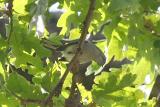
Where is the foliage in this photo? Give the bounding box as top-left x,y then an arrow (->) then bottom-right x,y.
0,0 -> 160,107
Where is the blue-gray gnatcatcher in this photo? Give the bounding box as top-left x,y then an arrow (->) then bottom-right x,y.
57,41 -> 106,66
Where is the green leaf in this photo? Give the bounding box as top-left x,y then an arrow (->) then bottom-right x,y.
13,0 -> 28,14
92,89 -> 138,107
108,31 -> 123,60
85,61 -> 102,76
9,21 -> 50,69
131,57 -> 151,84
0,92 -> 19,107
6,73 -> 34,97
12,47 -> 44,70
6,72 -> 45,100
154,40 -> 160,48
41,71 -> 60,92
25,0 -> 36,13
48,34 -> 63,46
57,10 -> 74,35
108,0 -> 140,13
0,63 -> 5,84
23,34 -> 51,57
0,37 -> 7,49
94,72 -> 136,94
0,51 -> 6,65
69,28 -> 81,40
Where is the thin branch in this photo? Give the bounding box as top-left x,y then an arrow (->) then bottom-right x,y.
65,75 -> 82,107
6,0 -> 14,44
21,99 -> 42,105
41,0 -> 96,105
78,0 -> 96,48
102,56 -> 132,72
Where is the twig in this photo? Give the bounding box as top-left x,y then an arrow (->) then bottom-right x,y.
6,0 -> 14,44
102,56 -> 132,72
41,0 -> 96,106
65,74 -> 82,107
21,99 -> 42,105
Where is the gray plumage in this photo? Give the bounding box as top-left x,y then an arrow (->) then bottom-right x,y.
62,41 -> 106,66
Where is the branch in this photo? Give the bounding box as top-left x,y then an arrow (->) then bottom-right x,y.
6,0 -> 14,44
65,75 -> 82,107
102,56 -> 132,72
78,0 -> 96,48
149,75 -> 160,106
41,0 -> 96,105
